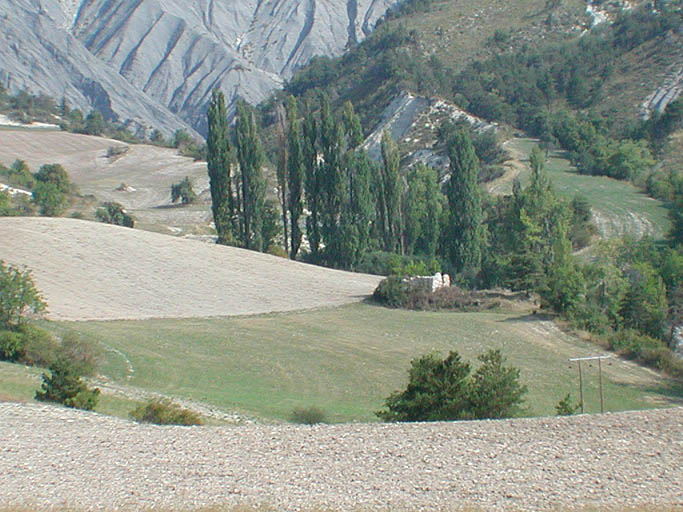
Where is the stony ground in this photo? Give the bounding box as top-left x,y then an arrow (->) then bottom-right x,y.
1,402 -> 681,511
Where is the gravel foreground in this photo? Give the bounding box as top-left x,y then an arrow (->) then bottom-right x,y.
1,403 -> 681,511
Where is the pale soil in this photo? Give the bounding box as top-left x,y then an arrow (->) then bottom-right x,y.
0,217 -> 382,321
0,130 -> 211,234
1,402 -> 681,511
486,139 -> 530,196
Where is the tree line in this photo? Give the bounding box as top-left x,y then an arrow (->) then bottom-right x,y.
206,89 -> 495,276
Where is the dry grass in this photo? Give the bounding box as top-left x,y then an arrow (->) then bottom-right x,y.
0,217 -> 381,321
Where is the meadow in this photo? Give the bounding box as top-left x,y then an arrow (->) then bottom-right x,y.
0,303 -> 667,423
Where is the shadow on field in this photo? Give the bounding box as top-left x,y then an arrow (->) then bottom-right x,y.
613,378 -> 683,404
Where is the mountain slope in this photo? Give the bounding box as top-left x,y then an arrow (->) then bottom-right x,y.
0,0 -> 402,134
0,217 -> 381,320
0,0 -> 199,136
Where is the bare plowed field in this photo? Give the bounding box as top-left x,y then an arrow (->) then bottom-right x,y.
0,130 -> 211,234
0,217 -> 381,321
1,402 -> 681,511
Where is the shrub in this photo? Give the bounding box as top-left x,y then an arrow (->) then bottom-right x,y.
19,324 -> 58,367
372,276 -> 408,307
290,406 -> 327,425
95,202 -> 135,227
129,399 -> 203,425
556,393 -> 579,416
56,332 -> 101,377
35,356 -> 100,410
0,330 -> 24,361
170,176 -> 197,205
377,349 -> 527,422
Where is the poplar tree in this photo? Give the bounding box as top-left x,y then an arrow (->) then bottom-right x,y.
319,95 -> 344,252
275,102 -> 289,253
286,96 -> 305,259
303,100 -> 321,257
445,130 -> 485,279
379,131 -> 403,254
206,89 -> 234,244
235,101 -> 266,251
404,163 -> 443,257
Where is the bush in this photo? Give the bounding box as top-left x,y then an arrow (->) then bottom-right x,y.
556,393 -> 579,416
19,324 -> 58,367
56,332 -> 101,377
170,176 -> 197,205
129,399 -> 203,425
290,406 -> 327,425
35,356 -> 100,410
0,330 -> 24,361
372,276 -> 408,307
32,182 -> 66,216
95,202 -> 135,227
377,349 -> 527,422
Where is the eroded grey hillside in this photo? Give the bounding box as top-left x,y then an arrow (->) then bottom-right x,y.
0,0 -> 401,134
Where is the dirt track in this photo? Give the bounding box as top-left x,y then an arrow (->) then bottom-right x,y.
1,402 -> 681,511
0,217 -> 382,321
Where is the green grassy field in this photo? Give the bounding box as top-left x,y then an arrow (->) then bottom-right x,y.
1,303 -> 670,423
505,138 -> 671,240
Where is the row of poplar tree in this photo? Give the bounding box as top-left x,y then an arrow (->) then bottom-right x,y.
206,89 -> 485,276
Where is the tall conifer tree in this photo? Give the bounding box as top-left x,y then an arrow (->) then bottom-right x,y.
206,89 -> 234,244
445,130 -> 485,279
379,131 -> 403,254
303,100 -> 321,257
286,96 -> 305,259
235,101 -> 266,251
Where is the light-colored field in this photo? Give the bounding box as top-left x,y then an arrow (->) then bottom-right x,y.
0,130 -> 211,235
0,217 -> 381,321
1,402 -> 681,511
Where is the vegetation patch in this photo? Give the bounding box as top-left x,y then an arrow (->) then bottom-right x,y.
129,399 -> 203,426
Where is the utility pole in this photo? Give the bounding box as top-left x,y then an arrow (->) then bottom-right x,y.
568,355 -> 612,413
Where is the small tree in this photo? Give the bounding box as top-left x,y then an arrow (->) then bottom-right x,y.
377,349 -> 527,422
35,356 -> 100,411
556,393 -> 579,416
32,182 -> 66,216
377,351 -> 472,422
171,176 -> 197,205
468,349 -> 528,419
0,261 -> 47,330
95,202 -> 135,227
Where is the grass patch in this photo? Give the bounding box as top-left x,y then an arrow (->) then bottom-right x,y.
506,138 -> 671,239
0,361 -> 141,418
43,303 -> 680,423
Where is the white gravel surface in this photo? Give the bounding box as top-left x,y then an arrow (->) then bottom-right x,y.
1,402 -> 681,511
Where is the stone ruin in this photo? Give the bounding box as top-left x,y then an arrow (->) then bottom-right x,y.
403,272 -> 451,293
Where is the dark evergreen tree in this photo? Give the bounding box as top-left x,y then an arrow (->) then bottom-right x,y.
235,101 -> 267,251
444,130 -> 485,279
303,99 -> 322,257
319,95 -> 345,256
379,130 -> 403,254
404,163 -> 443,257
206,89 -> 235,244
275,102 -> 289,253
286,97 -> 305,259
